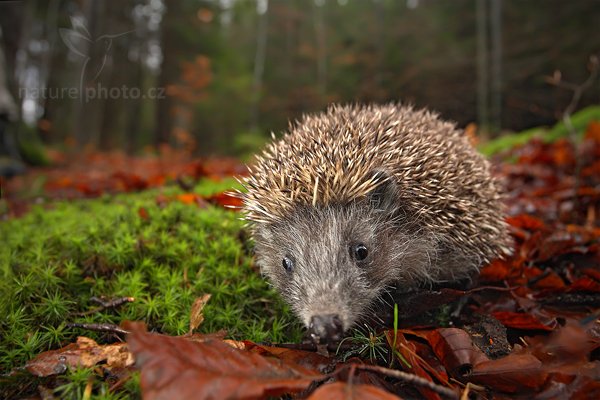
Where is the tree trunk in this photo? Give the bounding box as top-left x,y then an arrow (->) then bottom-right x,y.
0,1 -> 24,96
490,0 -> 502,136
154,1 -> 181,147
125,52 -> 144,154
314,0 -> 327,97
476,0 -> 489,136
250,0 -> 269,130
74,0 -> 106,149
99,0 -> 134,150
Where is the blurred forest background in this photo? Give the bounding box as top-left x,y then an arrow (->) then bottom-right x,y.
0,0 -> 599,159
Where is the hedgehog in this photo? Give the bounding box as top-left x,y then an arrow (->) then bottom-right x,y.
240,103 -> 511,344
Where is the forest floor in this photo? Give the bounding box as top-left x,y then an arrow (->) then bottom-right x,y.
1,121 -> 600,399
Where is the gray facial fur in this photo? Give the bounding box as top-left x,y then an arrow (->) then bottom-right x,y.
253,179 -> 480,332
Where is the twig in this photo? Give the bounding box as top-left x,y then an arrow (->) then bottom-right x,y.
459,381 -> 486,400
460,383 -> 471,400
546,54 -> 600,216
266,339 -> 457,399
466,284 -> 519,293
546,56 -> 599,121
67,323 -> 129,336
75,296 -> 135,316
352,364 -> 458,399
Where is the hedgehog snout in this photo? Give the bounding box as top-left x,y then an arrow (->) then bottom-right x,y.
308,314 -> 344,345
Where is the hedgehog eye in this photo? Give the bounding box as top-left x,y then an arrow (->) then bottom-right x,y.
350,244 -> 368,261
282,256 -> 294,273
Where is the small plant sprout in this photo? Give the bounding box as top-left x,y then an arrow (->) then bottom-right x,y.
337,324 -> 389,364
389,303 -> 411,368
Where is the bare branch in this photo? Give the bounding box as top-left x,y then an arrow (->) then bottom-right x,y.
75,296 -> 135,316
67,323 -> 129,336
352,364 -> 459,399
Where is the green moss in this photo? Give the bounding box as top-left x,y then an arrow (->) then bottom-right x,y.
479,105 -> 600,156
545,105 -> 600,142
0,178 -> 302,396
479,127 -> 545,157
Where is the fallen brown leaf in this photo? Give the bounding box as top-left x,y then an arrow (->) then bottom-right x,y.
427,328 -> 488,378
188,294 -> 212,334
470,353 -> 546,393
307,381 -> 401,400
26,337 -> 133,377
491,311 -> 556,331
125,321 -> 323,400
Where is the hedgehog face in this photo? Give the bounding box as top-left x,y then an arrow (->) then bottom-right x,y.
254,204 -> 375,341
253,195 -> 436,344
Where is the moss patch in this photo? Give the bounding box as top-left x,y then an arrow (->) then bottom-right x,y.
479,105 -> 600,156
0,178 -> 302,397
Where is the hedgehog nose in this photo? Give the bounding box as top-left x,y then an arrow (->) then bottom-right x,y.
309,314 -> 344,344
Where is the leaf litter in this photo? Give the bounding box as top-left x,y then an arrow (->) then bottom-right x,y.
7,122 -> 600,399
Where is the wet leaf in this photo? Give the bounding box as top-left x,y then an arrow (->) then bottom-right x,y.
307,382 -> 401,400
208,191 -> 244,209
126,322 -> 322,400
506,214 -> 547,231
387,331 -> 444,400
426,328 -> 488,378
176,193 -> 204,206
243,342 -> 332,373
189,294 -> 211,334
470,353 -> 546,393
479,259 -> 517,282
491,311 -> 556,331
569,277 -> 600,293
26,337 -> 133,377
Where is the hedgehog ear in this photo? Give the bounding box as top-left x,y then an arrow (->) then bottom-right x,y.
367,170 -> 398,213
